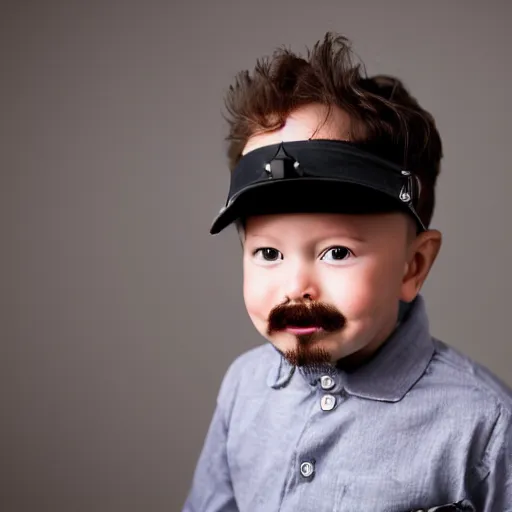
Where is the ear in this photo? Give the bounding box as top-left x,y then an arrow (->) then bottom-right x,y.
400,229 -> 442,302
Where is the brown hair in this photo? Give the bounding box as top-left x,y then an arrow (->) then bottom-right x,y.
223,32 -> 443,227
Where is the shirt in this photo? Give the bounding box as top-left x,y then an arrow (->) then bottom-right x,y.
182,296 -> 512,511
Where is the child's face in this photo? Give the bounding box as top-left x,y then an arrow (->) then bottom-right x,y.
239,102 -> 440,366
242,212 -> 413,365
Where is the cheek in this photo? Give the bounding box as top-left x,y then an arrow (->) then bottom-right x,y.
322,257 -> 404,318
242,266 -> 276,321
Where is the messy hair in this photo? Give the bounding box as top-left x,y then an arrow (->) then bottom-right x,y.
223,32 -> 443,228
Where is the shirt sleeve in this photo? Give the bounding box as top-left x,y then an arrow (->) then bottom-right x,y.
472,406 -> 512,511
182,362 -> 241,512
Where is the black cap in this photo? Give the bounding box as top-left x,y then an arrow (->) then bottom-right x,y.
210,139 -> 424,234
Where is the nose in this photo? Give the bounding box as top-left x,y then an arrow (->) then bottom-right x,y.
281,262 -> 319,302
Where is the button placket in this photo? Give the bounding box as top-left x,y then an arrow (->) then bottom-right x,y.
319,374 -> 338,411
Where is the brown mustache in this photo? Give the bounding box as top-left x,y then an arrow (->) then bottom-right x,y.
267,300 -> 346,335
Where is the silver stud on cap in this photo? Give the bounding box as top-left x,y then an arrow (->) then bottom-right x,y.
399,186 -> 411,202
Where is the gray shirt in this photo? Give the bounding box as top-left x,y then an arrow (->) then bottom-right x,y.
183,296 -> 512,511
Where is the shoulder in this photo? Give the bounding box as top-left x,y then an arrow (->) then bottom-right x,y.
225,343 -> 277,377
221,343 -> 277,387
419,339 -> 512,477
216,344 -> 277,409
428,338 -> 512,416
423,338 -> 512,459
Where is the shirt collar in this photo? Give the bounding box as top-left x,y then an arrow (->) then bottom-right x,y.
266,294 -> 434,402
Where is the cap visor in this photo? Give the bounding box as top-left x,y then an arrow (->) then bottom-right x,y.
210,178 -> 410,234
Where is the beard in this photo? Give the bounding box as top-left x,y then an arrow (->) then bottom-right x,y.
281,333 -> 333,375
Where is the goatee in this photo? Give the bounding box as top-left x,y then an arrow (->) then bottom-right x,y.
268,299 -> 345,372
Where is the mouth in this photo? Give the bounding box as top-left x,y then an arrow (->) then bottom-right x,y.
284,326 -> 322,335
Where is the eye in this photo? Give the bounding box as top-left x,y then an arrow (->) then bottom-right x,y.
321,246 -> 352,262
253,247 -> 283,262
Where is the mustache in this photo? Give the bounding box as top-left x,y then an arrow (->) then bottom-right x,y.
267,300 -> 346,335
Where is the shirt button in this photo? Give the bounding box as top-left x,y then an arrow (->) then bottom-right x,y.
300,461 -> 315,478
320,394 -> 336,411
320,375 -> 335,390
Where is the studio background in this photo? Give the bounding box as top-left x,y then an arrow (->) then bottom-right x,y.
1,1 -> 511,510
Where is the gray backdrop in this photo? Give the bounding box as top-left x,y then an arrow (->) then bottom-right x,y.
1,0 -> 511,511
